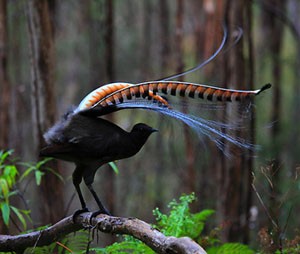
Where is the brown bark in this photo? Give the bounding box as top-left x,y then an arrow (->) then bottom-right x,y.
243,2 -> 255,244
141,0 -> 152,80
0,0 -> 9,234
0,0 -> 9,149
202,0 -> 224,77
175,0 -> 184,79
26,0 -> 64,224
104,0 -> 114,83
103,0 -> 116,215
0,213 -> 206,254
159,0 -> 170,77
174,0 -> 196,195
217,0 -> 253,242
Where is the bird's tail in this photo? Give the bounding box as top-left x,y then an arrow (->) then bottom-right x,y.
78,81 -> 271,111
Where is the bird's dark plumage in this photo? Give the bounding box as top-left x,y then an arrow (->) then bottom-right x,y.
40,110 -> 156,216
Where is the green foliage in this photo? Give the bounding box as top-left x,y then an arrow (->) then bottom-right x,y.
24,230 -> 90,254
0,149 -> 60,230
19,157 -> 63,186
153,192 -> 214,239
95,236 -> 154,254
207,243 -> 255,254
95,193 -> 256,254
94,193 -> 214,253
0,150 -> 29,228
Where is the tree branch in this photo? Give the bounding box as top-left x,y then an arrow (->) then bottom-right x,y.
0,213 -> 206,254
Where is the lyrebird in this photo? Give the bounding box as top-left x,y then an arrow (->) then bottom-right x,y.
40,81 -> 271,218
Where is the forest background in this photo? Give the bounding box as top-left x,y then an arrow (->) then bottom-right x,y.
0,0 -> 299,251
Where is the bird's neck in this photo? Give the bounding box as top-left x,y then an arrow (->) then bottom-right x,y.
129,133 -> 150,152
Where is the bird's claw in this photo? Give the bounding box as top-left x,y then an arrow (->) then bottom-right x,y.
72,207 -> 89,223
89,208 -> 111,224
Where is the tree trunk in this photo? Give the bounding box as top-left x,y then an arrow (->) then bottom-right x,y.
103,0 -> 116,215
159,0 -> 170,77
174,0 -> 196,195
217,0 -> 253,242
261,0 -> 286,249
0,0 -> 9,234
0,0 -> 9,149
243,2 -> 255,244
26,0 -> 64,224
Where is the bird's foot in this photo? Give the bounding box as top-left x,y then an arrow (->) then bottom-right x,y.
89,208 -> 111,223
72,207 -> 89,223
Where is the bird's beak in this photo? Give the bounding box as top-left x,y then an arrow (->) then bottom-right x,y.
151,128 -> 158,133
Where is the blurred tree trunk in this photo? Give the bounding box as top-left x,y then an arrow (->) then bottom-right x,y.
261,0 -> 286,248
87,0 -> 105,88
202,0 -> 224,77
159,0 -> 170,77
0,0 -> 9,234
243,1 -> 255,244
0,0 -> 9,149
26,0 -> 64,224
150,0 -> 171,210
141,0 -> 151,80
103,0 -> 116,215
202,0 -> 225,211
217,0 -> 253,242
289,0 -> 300,174
193,0 -> 204,64
174,0 -> 196,195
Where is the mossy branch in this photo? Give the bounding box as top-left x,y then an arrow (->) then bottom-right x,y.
0,213 -> 206,254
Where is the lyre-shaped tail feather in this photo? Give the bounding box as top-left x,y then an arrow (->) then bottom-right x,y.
77,82 -> 169,112
77,81 -> 271,113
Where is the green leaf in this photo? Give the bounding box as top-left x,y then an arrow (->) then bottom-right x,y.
35,171 -> 44,185
0,202 -> 10,226
8,190 -> 18,197
11,206 -> 27,230
109,162 -> 119,174
45,167 -> 64,182
0,150 -> 13,164
19,166 -> 36,182
0,178 -> 9,199
36,157 -> 52,169
3,165 -> 18,187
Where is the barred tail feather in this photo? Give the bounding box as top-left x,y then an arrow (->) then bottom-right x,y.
84,81 -> 271,112
77,82 -> 169,112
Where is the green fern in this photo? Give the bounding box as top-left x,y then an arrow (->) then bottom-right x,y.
24,230 -> 90,254
153,193 -> 214,239
93,236 -> 154,254
207,243 -> 255,254
95,193 -> 214,253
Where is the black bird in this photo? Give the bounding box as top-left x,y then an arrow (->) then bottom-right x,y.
40,81 -> 271,216
40,109 -> 157,215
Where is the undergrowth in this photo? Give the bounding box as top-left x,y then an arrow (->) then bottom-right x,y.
24,193 -> 255,254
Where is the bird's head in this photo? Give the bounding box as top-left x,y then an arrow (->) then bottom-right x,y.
130,123 -> 157,146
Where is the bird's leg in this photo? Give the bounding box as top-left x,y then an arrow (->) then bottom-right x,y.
86,183 -> 111,216
72,167 -> 89,222
83,171 -> 111,217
